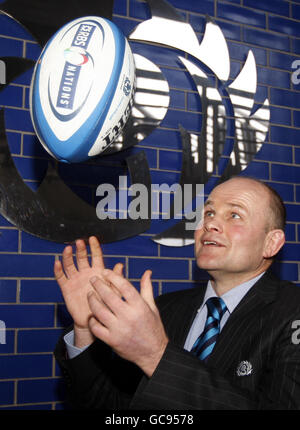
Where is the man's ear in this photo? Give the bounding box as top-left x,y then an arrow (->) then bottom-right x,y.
263,229 -> 285,259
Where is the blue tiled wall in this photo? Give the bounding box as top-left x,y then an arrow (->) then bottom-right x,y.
0,0 -> 299,409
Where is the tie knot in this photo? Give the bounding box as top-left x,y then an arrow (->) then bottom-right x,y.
206,297 -> 227,322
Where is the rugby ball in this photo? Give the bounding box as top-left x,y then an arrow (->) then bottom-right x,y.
30,16 -> 135,163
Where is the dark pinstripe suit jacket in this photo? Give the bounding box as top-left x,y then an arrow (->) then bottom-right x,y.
55,270 -> 300,410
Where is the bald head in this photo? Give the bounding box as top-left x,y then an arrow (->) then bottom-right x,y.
217,177 -> 286,232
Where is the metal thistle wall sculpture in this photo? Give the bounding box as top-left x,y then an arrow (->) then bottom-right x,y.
0,0 -> 269,246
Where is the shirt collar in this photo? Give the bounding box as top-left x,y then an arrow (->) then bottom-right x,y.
200,272 -> 265,315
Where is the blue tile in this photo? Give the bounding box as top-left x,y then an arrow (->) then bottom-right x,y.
0,330 -> 15,354
129,0 -> 151,20
4,108 -> 34,133
0,85 -> 23,108
6,131 -> 22,154
266,182 -> 294,203
291,37 -> 300,56
25,41 -> 41,61
187,91 -> 202,112
292,4 -> 300,20
0,14 -> 35,40
0,280 -> 17,302
285,203 -> 300,222
18,329 -> 64,353
102,235 -> 158,257
161,281 -> 205,295
257,67 -> 290,89
240,161 -> 269,180
22,133 -> 51,158
159,149 -> 182,171
160,244 -> 195,258
113,0 -> 127,16
0,381 -> 14,405
0,354 -> 52,379
293,110 -> 300,127
272,261 -> 299,281
0,36 -> 23,57
243,28 -> 289,51
0,254 -> 54,277
255,143 -> 292,163
188,14 -> 206,34
271,88 -> 300,109
270,106 -> 291,126
0,304 -> 54,328
160,66 -> 196,92
277,243 -> 300,262
20,280 -> 63,303
21,232 -> 66,254
295,147 -> 300,164
161,108 -> 202,133
17,378 -> 65,404
228,42 -> 267,66
269,16 -> 300,38
270,51 -> 300,72
12,156 -> 48,182
143,128 -> 182,150
285,223 -> 296,242
128,257 -> 189,280
217,3 -> 266,28
0,228 -> 18,252
272,165 -> 300,184
214,19 -> 242,42
270,125 -> 300,145
169,0 -> 214,16
243,0 -> 290,17
169,90 -> 186,110
113,16 -> 141,37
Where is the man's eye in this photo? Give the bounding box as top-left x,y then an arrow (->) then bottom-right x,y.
231,212 -> 241,219
205,211 -> 214,217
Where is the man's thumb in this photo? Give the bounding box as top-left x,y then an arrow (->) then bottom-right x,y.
140,270 -> 156,311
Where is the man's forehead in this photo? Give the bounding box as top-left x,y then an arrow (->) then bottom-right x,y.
205,178 -> 268,206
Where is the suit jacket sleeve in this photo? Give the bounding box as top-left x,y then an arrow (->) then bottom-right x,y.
54,326 -> 143,409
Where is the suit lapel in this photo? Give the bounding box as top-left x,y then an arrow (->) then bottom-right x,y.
206,270 -> 280,370
166,286 -> 207,347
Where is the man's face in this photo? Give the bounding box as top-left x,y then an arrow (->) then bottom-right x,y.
194,178 -> 272,280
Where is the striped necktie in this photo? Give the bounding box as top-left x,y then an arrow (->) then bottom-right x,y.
191,297 -> 227,362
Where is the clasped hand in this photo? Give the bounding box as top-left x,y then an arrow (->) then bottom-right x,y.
54,236 -> 168,377
88,269 -> 168,377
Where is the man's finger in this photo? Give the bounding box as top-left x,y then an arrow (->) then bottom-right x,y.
61,245 -> 77,278
54,259 -> 68,289
101,270 -> 139,304
87,290 -> 116,328
89,236 -> 105,269
90,276 -> 127,314
88,315 -> 110,344
76,239 -> 90,270
113,263 -> 123,277
140,270 -> 157,312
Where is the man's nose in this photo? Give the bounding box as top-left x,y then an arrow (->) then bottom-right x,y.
204,217 -> 223,233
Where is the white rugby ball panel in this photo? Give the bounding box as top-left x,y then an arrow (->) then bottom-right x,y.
30,16 -> 135,163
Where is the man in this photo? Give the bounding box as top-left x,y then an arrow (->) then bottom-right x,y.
54,176 -> 300,409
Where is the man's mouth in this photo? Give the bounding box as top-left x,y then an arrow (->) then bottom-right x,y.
201,240 -> 224,247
